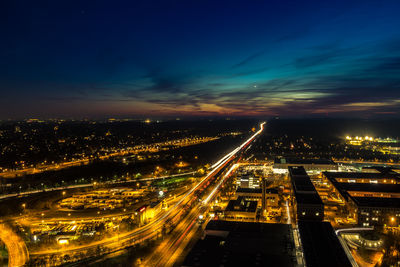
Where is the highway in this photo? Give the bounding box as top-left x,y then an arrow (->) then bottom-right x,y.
142,122 -> 265,267
0,171 -> 196,201
0,136 -> 217,179
26,122 -> 266,265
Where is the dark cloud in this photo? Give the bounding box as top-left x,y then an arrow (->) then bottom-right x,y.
294,45 -> 363,69
295,51 -> 340,68
122,49 -> 400,116
372,57 -> 400,72
232,66 -> 270,77
232,50 -> 266,69
273,29 -> 311,44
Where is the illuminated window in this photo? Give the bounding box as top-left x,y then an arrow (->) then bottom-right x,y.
302,212 -> 306,215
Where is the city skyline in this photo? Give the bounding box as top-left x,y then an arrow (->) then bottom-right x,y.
1,0 -> 400,118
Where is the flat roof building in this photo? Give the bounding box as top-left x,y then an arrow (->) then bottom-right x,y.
323,171 -> 400,227
236,175 -> 260,188
298,221 -> 353,267
224,197 -> 258,221
235,187 -> 279,205
323,171 -> 400,185
274,157 -> 338,173
289,166 -> 324,222
183,220 -> 297,267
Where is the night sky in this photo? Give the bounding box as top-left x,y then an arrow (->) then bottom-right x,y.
1,0 -> 400,119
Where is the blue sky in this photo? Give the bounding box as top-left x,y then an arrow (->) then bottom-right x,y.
1,0 -> 400,118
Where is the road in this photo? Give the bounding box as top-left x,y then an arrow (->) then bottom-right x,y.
143,202 -> 205,267
0,171 -> 196,201
0,136 -> 217,179
27,122 -> 266,264
0,223 -> 29,267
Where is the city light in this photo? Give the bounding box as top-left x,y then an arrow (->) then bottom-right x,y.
58,239 -> 69,245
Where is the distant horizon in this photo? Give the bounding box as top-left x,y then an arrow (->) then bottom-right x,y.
3,115 -> 400,122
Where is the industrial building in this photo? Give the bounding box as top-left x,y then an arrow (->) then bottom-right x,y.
235,187 -> 279,207
183,220 -> 297,267
236,174 -> 260,188
289,166 -> 324,222
323,170 -> 400,185
298,221 -> 353,267
224,197 -> 258,221
274,157 -> 338,173
323,170 -> 400,227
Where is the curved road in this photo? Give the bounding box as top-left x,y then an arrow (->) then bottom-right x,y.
0,223 -> 29,267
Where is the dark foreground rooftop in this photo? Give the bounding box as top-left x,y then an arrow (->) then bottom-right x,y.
183,220 -> 296,267
298,221 -> 352,267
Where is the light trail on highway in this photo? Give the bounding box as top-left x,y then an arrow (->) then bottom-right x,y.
203,163 -> 238,205
211,122 -> 265,169
0,171 -> 196,201
142,122 -> 266,267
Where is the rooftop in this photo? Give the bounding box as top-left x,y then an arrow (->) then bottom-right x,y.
225,197 -> 257,213
333,182 -> 400,194
323,171 -> 399,180
236,187 -> 262,194
351,197 -> 400,208
298,221 -> 353,267
295,192 -> 324,205
183,221 -> 296,267
362,166 -> 400,175
291,177 -> 316,192
290,166 -> 323,205
235,187 -> 278,194
276,157 -> 336,165
288,166 -> 308,176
